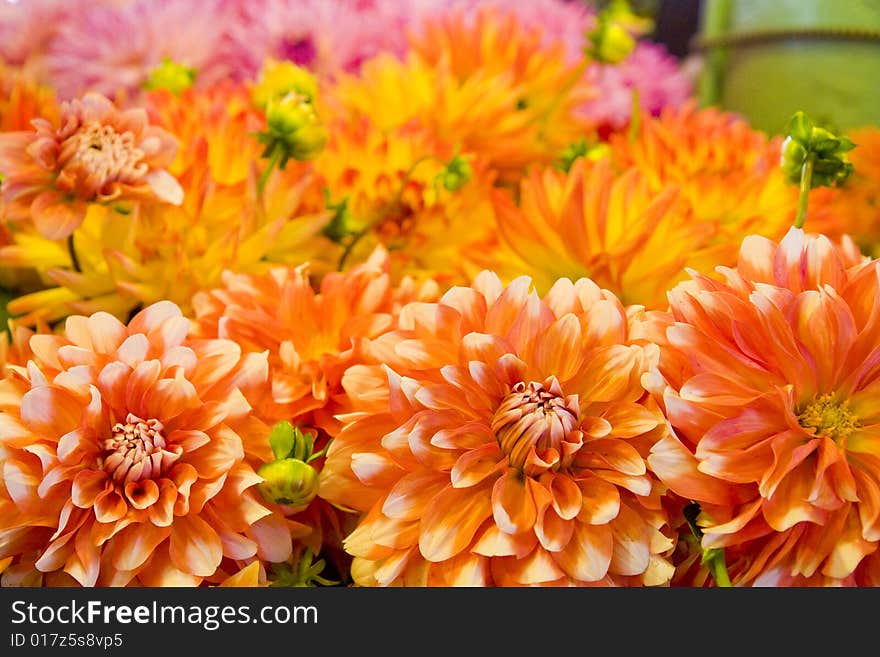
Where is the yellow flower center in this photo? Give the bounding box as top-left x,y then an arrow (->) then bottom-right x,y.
101,413 -> 181,483
797,393 -> 860,444
60,121 -> 148,190
491,377 -> 581,475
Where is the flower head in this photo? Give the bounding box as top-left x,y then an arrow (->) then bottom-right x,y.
0,301 -> 294,586
645,227 -> 880,585
0,91 -> 182,240
319,272 -> 674,586
329,6 -> 594,183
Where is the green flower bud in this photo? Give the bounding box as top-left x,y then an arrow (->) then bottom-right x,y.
586,0 -> 651,64
781,111 -> 855,189
258,92 -> 327,167
438,154 -> 472,192
144,57 -> 196,95
252,59 -> 319,110
556,139 -> 611,172
256,458 -> 319,507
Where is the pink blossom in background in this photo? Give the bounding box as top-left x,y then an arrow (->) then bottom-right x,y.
44,0 -> 235,102
579,41 -> 695,133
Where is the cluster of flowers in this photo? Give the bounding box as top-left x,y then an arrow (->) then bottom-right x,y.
1,0 -> 879,588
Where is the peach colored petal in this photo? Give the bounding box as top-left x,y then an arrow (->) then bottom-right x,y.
451,443 -> 505,488
542,472 -> 583,520
71,469 -> 109,508
419,485 -> 493,562
553,521 -> 613,582
576,475 -> 621,525
30,191 -> 87,240
609,504 -> 651,577
109,522 -> 172,572
94,488 -> 127,523
137,548 -> 201,586
21,385 -> 81,436
247,514 -> 293,564
648,434 -> 741,506
535,506 -> 575,552
144,169 -> 184,205
491,469 -> 537,535
186,426 -> 244,479
471,522 -> 537,558
169,514 -> 223,577
381,471 -> 450,521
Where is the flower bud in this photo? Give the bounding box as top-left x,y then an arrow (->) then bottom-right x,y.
438,154 -> 472,192
144,57 -> 196,95
257,458 -> 319,507
259,92 -> 327,166
252,59 -> 318,111
781,110 -> 855,188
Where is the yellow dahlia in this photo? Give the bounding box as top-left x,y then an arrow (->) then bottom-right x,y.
645,227 -> 880,585
0,301 -> 294,586
489,157 -> 699,308
327,6 -> 594,183
312,117 -> 498,285
319,272 -> 674,586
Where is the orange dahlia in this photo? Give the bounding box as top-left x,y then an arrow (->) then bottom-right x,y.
0,91 -> 183,240
319,272 -> 675,586
0,301 -> 294,586
608,103 -> 803,252
313,117 -> 498,285
489,157 -> 698,308
811,127 -> 880,256
645,227 -> 880,585
327,6 -> 594,184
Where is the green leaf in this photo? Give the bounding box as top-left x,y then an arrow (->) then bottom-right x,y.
785,111 -> 813,146
268,420 -> 296,461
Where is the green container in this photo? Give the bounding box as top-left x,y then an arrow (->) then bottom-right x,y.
697,0 -> 880,135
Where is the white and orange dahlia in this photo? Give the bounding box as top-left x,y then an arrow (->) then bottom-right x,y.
0,301 -> 293,586
319,272 -> 675,586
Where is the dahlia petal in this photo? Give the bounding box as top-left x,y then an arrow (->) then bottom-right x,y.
511,546 -> 567,584
648,434 -> 739,506
603,402 -> 661,438
127,300 -> 184,337
534,313 -> 583,382
21,385 -> 81,436
115,333 -> 150,366
460,332 -> 516,365
763,470 -> 825,531
3,459 -> 41,507
576,475 -> 621,524
85,312 -> 127,354
609,504 -> 650,577
543,472 -> 582,520
124,480 -> 160,510
435,552 -> 490,586
248,514 -> 293,563
382,471 -> 456,521
30,191 -> 87,240
146,479 -> 176,528
219,561 -> 263,587
110,522 -> 171,572
144,370 -> 200,421
137,548 -> 201,586
169,514 -> 223,577
94,488 -> 128,523
451,443 -> 504,488
68,527 -> 100,587
553,521 -> 613,582
144,169 -> 184,205
577,438 -> 646,476
471,521 -> 537,558
852,465 -> 880,541
576,345 -> 639,402
535,507 -> 575,552
186,426 -> 244,479
491,469 -> 537,535
71,469 -> 109,508
419,484 -> 493,562
372,548 -> 416,586
124,359 -> 162,418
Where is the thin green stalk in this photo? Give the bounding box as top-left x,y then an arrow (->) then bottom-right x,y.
707,550 -> 732,587
257,148 -> 283,200
337,155 -> 437,270
794,152 -> 815,229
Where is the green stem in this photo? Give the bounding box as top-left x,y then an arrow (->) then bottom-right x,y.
708,550 -> 732,587
337,155 -> 438,270
794,153 -> 814,229
257,148 -> 283,200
